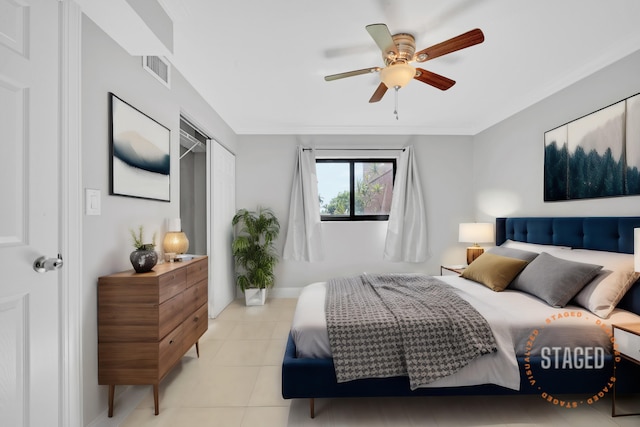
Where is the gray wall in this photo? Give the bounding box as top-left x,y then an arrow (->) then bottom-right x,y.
473,49 -> 640,220
81,16 -> 236,424
80,8 -> 640,424
235,134 -> 476,294
235,49 -> 640,295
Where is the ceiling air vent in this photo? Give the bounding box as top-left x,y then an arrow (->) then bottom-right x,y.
142,56 -> 171,88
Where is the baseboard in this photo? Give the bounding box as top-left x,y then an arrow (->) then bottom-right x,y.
85,385 -> 148,427
267,287 -> 302,298
234,287 -> 302,299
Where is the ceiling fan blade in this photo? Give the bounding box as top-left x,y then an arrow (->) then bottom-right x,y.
369,83 -> 388,103
415,28 -> 484,62
324,67 -> 380,81
365,23 -> 398,57
414,68 -> 456,90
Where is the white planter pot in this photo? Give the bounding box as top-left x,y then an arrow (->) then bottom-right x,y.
244,288 -> 267,306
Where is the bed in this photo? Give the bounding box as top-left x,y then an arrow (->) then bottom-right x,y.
281,216 -> 640,417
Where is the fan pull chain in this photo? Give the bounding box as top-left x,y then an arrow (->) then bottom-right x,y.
393,86 -> 400,120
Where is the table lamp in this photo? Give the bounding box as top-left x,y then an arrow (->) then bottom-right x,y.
163,218 -> 189,261
459,222 -> 494,265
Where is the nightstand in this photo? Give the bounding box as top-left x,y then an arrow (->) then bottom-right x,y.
440,265 -> 466,276
612,323 -> 640,417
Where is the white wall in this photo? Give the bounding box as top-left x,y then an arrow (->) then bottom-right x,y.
235,134 -> 475,294
473,49 -> 640,220
81,16 -> 237,424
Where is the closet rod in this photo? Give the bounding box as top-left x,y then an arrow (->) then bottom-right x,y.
179,129 -> 206,160
302,147 -> 405,151
179,141 -> 202,160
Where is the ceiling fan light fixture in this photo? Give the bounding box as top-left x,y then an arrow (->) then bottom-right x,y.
380,62 -> 415,88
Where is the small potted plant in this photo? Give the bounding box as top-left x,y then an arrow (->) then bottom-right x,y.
129,225 -> 158,273
231,207 -> 280,305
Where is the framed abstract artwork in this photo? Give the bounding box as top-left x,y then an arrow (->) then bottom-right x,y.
544,92 -> 640,201
109,93 -> 171,201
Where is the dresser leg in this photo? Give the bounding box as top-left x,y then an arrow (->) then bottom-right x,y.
108,385 -> 115,417
153,384 -> 159,415
196,341 -> 200,358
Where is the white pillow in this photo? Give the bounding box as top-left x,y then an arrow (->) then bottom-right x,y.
548,248 -> 639,318
501,239 -> 572,254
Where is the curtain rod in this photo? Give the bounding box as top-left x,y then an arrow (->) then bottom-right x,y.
302,147 -> 405,151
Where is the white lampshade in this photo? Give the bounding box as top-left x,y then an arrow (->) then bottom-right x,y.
459,222 -> 494,265
167,218 -> 181,232
380,62 -> 416,88
459,223 -> 494,244
635,228 -> 640,272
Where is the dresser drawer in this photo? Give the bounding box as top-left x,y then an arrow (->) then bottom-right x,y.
98,303 -> 160,342
184,279 -> 208,315
98,340 -> 159,385
158,268 -> 186,303
159,324 -> 184,379
186,258 -> 208,288
615,327 -> 640,363
159,293 -> 185,339
183,303 -> 208,353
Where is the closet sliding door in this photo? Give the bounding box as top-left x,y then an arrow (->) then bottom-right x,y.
209,141 -> 236,317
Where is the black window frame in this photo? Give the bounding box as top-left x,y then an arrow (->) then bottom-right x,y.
317,158 -> 397,221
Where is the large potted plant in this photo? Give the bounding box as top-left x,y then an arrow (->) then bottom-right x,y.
231,207 -> 280,305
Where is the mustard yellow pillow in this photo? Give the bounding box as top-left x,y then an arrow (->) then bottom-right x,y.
461,252 -> 529,291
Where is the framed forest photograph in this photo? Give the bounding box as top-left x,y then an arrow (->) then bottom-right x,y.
544,93 -> 640,201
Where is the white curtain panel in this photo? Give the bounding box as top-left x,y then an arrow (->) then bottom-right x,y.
283,146 -> 325,261
384,146 -> 429,262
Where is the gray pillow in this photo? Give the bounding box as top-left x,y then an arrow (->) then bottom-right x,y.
487,246 -> 539,262
509,252 -> 602,307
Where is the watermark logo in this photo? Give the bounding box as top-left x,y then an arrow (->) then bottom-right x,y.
523,310 -> 620,408
540,346 -> 605,369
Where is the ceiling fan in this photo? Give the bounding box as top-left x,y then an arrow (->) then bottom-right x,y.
324,24 -> 485,104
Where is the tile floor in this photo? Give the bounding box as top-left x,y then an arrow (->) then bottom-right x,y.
120,298 -> 296,427
119,297 -> 640,427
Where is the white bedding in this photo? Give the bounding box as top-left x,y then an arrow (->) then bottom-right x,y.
291,275 -> 640,390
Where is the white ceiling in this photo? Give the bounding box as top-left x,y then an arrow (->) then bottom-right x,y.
100,1 -> 640,135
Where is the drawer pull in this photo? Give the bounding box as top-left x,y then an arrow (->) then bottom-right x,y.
194,316 -> 199,322
169,339 -> 174,345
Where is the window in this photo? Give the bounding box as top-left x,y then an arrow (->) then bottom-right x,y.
317,159 -> 396,221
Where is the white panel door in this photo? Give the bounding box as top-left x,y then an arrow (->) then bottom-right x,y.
209,141 -> 236,317
0,0 -> 62,426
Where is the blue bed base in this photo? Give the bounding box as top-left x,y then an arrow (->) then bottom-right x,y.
282,217 -> 640,416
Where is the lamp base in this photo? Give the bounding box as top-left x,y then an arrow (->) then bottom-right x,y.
466,246 -> 484,264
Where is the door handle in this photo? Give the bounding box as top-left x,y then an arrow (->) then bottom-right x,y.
33,254 -> 64,273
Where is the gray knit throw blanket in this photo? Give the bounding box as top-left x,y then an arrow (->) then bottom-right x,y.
325,274 -> 497,390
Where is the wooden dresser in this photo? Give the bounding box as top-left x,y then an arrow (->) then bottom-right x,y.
98,256 -> 208,416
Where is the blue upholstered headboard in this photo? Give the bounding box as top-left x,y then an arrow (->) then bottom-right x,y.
496,217 -> 640,254
495,217 -> 640,315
